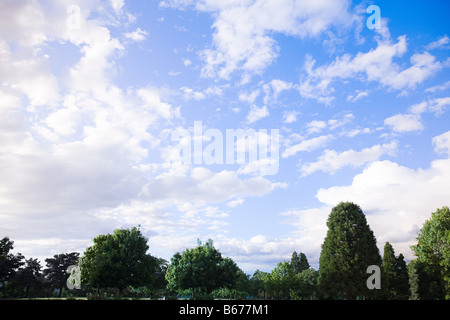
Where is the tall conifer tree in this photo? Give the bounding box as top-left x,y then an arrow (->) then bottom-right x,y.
318,202 -> 381,299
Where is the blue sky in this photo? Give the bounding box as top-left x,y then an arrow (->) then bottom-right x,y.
1,0 -> 449,273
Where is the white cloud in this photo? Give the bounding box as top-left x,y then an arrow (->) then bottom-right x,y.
217,235 -> 321,272
282,135 -> 331,158
425,80 -> 450,93
0,40 -> 60,107
314,157 -> 450,260
239,89 -> 260,104
141,166 -> 283,205
214,137 -> 450,269
346,90 -> 369,102
183,58 -> 192,66
409,97 -> 450,116
111,0 -> 125,13
164,0 -> 359,80
300,36 -> 444,103
300,142 -> 398,176
180,85 -> 224,101
428,97 -> 450,115
432,130 -> 450,155
227,198 -> 244,208
384,113 -> 424,132
138,87 -> 180,119
180,86 -> 206,100
0,1 -> 191,264
384,97 -> 450,134
125,28 -> 148,42
246,105 -> 269,124
0,0 -> 48,47
282,110 -> 300,124
425,35 -> 450,50
306,120 -> 327,134
263,79 -> 294,103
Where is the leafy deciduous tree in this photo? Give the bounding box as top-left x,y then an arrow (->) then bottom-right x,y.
165,239 -> 241,299
411,206 -> 450,299
80,227 -> 157,291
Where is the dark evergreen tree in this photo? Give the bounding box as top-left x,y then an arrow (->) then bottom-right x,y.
394,253 -> 410,299
382,242 -> 397,299
291,251 -> 310,274
408,259 -> 421,300
12,258 -> 43,298
44,252 -> 79,297
382,242 -> 410,299
408,258 -> 445,300
249,270 -> 267,299
317,202 -> 381,299
0,237 -> 25,288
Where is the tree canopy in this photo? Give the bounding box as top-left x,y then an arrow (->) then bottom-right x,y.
0,237 -> 24,286
1,203 -> 449,300
44,252 -> 79,296
318,202 -> 381,299
411,206 -> 450,299
382,242 -> 409,299
80,226 -> 157,291
165,239 -> 241,298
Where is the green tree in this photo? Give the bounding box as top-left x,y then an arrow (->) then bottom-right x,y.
165,239 -> 240,299
291,251 -> 309,274
249,270 -> 268,299
382,242 -> 409,299
265,261 -> 294,299
317,202 -> 382,299
411,206 -> 450,299
80,227 -> 157,291
290,268 -> 319,300
0,237 -> 25,289
43,252 -> 79,297
382,242 -> 397,299
408,259 -> 421,300
11,258 -> 43,298
145,257 -> 168,298
394,253 -> 410,299
408,259 -> 444,300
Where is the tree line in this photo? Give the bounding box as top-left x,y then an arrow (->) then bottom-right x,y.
1,202 -> 448,299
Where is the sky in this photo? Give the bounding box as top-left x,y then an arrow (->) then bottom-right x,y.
0,0 -> 449,273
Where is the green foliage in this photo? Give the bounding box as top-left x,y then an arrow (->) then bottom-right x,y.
2,203 -> 449,300
0,237 -> 25,285
6,258 -> 43,298
317,202 -> 381,299
394,254 -> 410,299
80,226 -> 157,291
165,239 -> 241,298
43,252 -> 79,296
408,259 -> 445,300
264,261 -> 294,299
249,270 -> 268,299
411,206 -> 450,299
290,268 -> 319,300
382,242 -> 409,299
261,252 -> 317,300
291,251 -> 309,274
